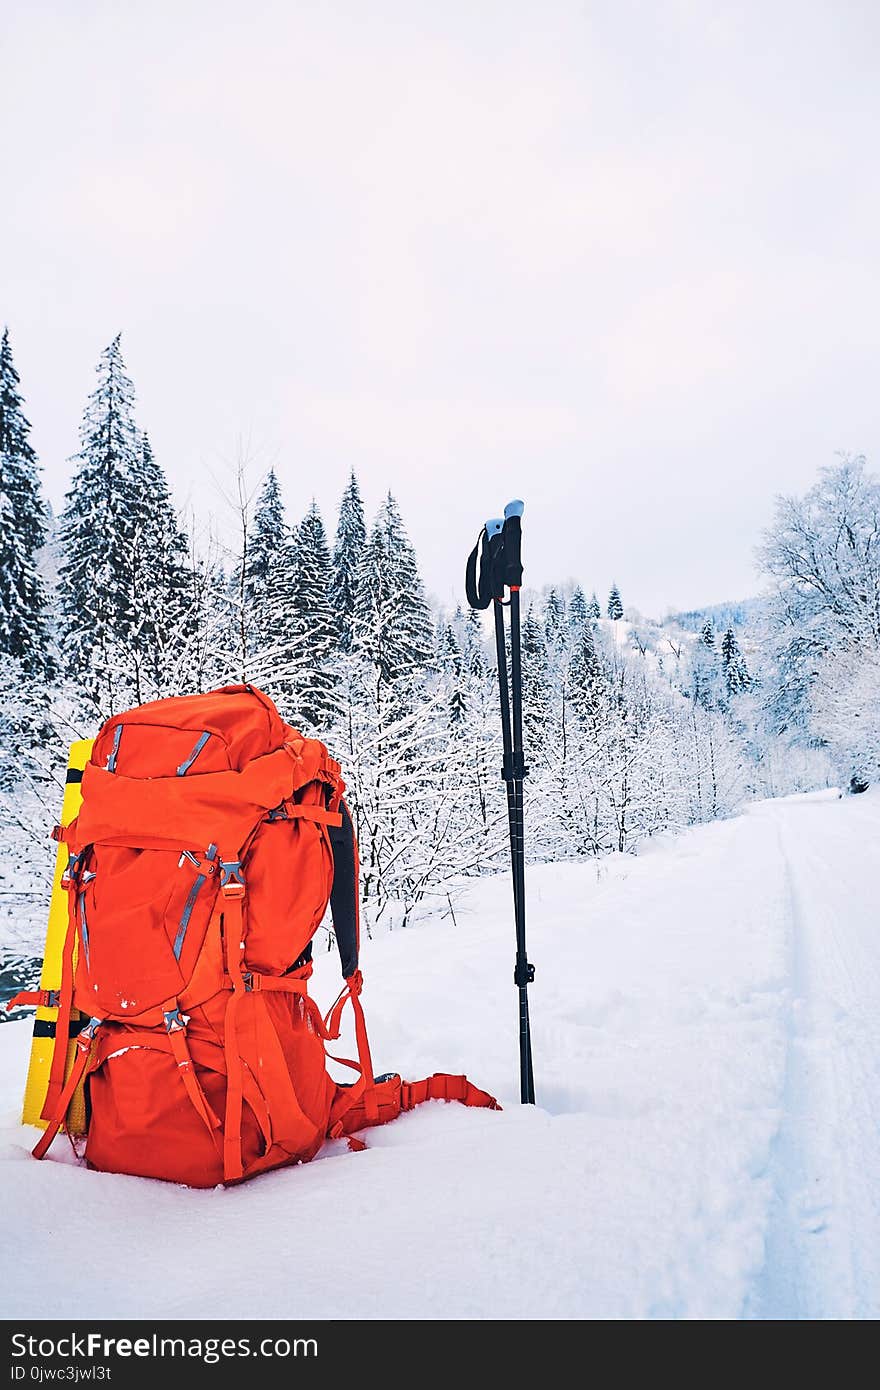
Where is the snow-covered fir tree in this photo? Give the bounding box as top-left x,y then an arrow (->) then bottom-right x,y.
721,626 -> 750,696
0,328 -> 51,676
588,591 -> 602,621
125,433 -> 194,702
292,499 -> 338,732
521,605 -> 550,756
607,583 -> 624,621
568,619 -> 603,725
688,626 -> 723,710
331,469 -> 366,652
440,622 -> 466,727
543,587 -> 566,651
463,606 -> 489,680
57,334 -> 142,713
235,468 -> 301,705
353,492 -> 433,695
568,585 -> 589,635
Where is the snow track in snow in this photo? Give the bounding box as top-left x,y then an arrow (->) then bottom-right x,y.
746,792 -> 880,1319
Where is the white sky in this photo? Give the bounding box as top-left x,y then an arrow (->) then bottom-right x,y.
2,0 -> 878,618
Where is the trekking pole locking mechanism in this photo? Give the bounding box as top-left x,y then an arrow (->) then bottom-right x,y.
514,959 -> 535,988
501,750 -> 529,782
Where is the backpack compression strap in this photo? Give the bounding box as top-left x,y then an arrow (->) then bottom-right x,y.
6,845 -> 92,1158
215,844 -> 344,1183
400,1074 -> 501,1111
321,970 -> 379,1131
32,1017 -> 102,1160
329,1069 -> 502,1150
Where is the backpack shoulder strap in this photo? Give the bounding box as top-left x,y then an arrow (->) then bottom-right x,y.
328,798 -> 359,978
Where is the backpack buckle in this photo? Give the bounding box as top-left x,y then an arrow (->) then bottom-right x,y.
242,972 -> 262,992
76,1017 -> 102,1049
219,860 -> 245,897
61,850 -> 84,891
163,1007 -> 190,1033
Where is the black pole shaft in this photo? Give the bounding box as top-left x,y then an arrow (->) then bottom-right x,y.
508,587 -> 535,1103
493,598 -> 520,921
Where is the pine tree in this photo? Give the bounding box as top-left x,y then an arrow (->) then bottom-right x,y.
332,469 -> 366,651
126,433 -> 193,699
239,468 -> 300,703
244,468 -> 289,599
607,583 -> 623,621
588,591 -> 602,621
382,491 -> 433,674
463,606 -> 488,680
443,624 -> 466,727
569,621 -> 603,725
568,585 -> 589,636
543,586 -> 566,650
721,626 -> 751,695
292,499 -> 338,731
521,606 -> 550,750
690,624 -> 723,710
0,328 -> 52,675
57,334 -> 141,709
353,492 -> 433,690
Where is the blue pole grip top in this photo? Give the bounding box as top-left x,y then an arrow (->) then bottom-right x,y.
485,517 -> 504,536
504,499 -> 525,519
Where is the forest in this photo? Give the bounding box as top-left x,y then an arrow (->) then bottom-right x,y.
2,330 -> 879,953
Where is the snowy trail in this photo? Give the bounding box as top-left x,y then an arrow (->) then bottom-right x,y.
1,788 -> 878,1320
746,791 -> 880,1319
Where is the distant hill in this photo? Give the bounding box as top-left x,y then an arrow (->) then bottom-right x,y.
663,596 -> 767,635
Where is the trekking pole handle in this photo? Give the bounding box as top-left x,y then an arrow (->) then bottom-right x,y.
486,519 -> 507,600
502,499 -> 524,589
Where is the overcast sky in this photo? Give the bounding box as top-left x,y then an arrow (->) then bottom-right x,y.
2,0 -> 878,618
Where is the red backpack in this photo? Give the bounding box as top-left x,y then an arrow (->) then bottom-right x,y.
9,684 -> 498,1186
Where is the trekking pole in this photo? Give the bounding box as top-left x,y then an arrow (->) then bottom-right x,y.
464,502 -> 536,1105
500,501 -> 535,1103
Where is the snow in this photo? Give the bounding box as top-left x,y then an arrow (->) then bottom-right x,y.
2,787 -> 879,1320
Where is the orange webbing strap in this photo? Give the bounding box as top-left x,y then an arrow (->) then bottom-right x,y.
224,975 -> 315,1179
4,989 -> 57,1011
220,844 -> 314,1183
284,804 -> 343,827
249,983 -> 315,1146
220,875 -> 248,1182
401,1074 -> 502,1112
186,1034 -> 273,1157
41,880 -> 79,1123
330,1071 -> 502,1148
245,974 -> 312,993
326,1054 -> 368,1138
162,1004 -> 222,1137
322,971 -> 378,1128
32,1023 -> 100,1160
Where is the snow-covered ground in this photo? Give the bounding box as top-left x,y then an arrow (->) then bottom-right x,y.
1,787 -> 878,1321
